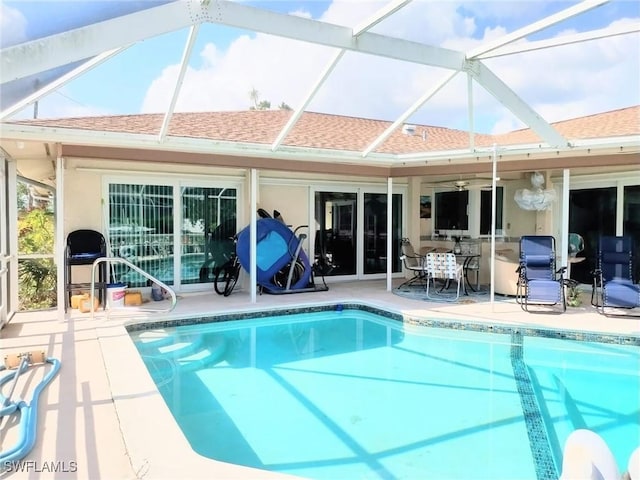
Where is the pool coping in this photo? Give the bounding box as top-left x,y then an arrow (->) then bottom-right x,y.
125,301 -> 640,346
99,299 -> 640,480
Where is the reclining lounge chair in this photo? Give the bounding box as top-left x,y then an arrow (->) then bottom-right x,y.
591,236 -> 640,316
516,235 -> 566,313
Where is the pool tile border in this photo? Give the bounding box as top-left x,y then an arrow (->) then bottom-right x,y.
511,332 -> 558,480
126,302 -> 640,346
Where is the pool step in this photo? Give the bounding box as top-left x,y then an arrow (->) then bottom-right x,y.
137,332 -> 203,359
139,333 -> 227,378
135,330 -> 176,349
157,335 -> 204,359
173,336 -> 226,372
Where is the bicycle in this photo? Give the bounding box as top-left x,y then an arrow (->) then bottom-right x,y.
214,236 -> 241,297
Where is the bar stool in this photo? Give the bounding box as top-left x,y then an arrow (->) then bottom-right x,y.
64,229 -> 107,311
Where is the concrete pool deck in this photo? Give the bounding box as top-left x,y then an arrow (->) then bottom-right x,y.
1,280 -> 639,479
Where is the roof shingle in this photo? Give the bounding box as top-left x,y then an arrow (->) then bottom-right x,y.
8,105 -> 639,154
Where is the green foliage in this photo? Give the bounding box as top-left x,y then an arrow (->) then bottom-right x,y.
566,282 -> 582,307
18,207 -> 57,309
248,87 -> 289,111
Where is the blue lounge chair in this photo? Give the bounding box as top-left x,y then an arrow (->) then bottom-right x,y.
591,236 -> 640,316
516,235 -> 566,313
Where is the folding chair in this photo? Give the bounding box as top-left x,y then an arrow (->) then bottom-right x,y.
591,236 -> 640,316
425,252 -> 463,301
516,235 -> 566,313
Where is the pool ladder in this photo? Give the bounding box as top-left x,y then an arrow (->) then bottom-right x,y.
89,256 -> 177,319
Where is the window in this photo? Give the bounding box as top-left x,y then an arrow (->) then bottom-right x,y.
435,190 -> 468,230
480,187 -> 503,235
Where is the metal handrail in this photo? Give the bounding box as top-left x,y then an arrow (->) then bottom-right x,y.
89,256 -> 177,319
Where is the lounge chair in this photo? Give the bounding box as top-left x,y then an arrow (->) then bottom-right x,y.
516,235 -> 566,313
425,252 -> 463,301
591,236 -> 640,316
398,238 -> 427,288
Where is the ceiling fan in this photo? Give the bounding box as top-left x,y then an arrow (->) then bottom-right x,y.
425,179 -> 493,191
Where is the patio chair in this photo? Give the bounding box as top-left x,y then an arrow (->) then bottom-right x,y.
591,236 -> 640,316
398,238 -> 427,289
516,235 -> 566,313
424,252 -> 463,301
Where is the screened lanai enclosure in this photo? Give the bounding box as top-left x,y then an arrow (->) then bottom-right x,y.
1,0 -> 639,323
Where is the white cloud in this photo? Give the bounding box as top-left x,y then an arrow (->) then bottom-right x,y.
0,3 -> 27,48
484,18 -> 640,132
138,1 -> 640,133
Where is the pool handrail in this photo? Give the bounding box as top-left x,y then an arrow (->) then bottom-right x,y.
90,256 -> 177,319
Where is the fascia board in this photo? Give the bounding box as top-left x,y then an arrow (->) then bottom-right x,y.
0,123 -> 398,165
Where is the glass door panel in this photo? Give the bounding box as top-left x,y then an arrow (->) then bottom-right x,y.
363,193 -> 402,274
315,192 -> 357,276
109,183 -> 174,287
181,186 -> 237,285
568,187 -> 616,284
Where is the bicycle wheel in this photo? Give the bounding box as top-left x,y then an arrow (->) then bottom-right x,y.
223,262 -> 240,297
214,263 -> 231,295
272,260 -> 305,290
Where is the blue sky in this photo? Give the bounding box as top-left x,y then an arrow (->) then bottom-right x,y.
2,0 -> 639,133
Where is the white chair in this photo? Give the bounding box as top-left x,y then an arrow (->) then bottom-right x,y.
425,252 -> 463,301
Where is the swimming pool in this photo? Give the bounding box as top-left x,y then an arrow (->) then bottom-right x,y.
129,306 -> 640,480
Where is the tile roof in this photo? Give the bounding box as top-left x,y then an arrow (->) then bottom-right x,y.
7,105 -> 639,154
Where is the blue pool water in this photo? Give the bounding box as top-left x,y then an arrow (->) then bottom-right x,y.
130,308 -> 640,480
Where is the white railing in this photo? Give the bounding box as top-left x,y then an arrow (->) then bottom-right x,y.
90,256 -> 177,320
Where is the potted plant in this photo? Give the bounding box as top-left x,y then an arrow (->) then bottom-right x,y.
566,280 -> 582,307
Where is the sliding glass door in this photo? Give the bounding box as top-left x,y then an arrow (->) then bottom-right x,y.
181,186 -> 237,286
107,179 -> 239,291
314,188 -> 403,278
364,192 -> 402,275
568,182 -> 640,284
315,191 -> 357,276
569,187 -> 616,284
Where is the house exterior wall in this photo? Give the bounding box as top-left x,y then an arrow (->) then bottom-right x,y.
56,154 -> 636,291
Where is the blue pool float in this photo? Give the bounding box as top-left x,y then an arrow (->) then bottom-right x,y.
0,351 -> 61,467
